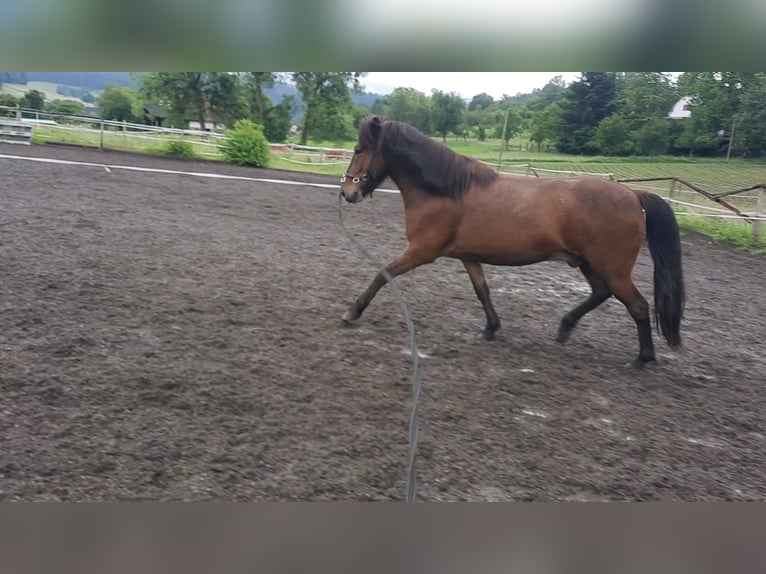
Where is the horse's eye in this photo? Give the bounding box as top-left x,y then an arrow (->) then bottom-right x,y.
353,148 -> 362,155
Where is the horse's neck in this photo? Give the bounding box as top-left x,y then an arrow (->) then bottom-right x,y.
387,166 -> 427,209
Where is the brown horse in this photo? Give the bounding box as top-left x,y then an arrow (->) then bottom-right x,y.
339,116 -> 685,368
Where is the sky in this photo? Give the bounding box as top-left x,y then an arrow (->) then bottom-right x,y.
360,72 -> 583,100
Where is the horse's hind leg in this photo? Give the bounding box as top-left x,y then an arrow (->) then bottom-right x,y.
463,261 -> 500,341
557,263 -> 611,343
608,276 -> 656,368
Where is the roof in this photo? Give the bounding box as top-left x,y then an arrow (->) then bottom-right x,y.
142,104 -> 168,117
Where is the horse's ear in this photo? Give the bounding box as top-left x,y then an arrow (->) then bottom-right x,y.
369,115 -> 383,141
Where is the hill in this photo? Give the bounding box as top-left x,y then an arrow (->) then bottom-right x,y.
1,72 -> 386,123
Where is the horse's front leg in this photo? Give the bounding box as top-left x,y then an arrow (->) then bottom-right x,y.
342,245 -> 436,324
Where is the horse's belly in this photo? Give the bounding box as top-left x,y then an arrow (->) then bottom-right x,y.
445,239 -> 558,266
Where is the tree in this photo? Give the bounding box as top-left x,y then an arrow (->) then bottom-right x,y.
23,89 -> 45,110
263,95 -> 295,143
732,73 -> 766,157
97,84 -> 136,122
676,72 -> 759,156
244,72 -> 281,125
592,114 -> 633,155
634,117 -> 671,155
309,99 -> 356,142
291,73 -> 365,144
526,75 -> 568,112
464,108 -> 497,141
554,72 -> 620,154
430,89 -> 464,142
492,104 -> 522,149
0,94 -> 19,109
616,72 -> 677,131
204,72 -> 247,128
352,105 -> 373,129
529,102 -> 563,151
49,99 -> 85,118
138,72 -> 246,130
468,92 -> 494,111
382,87 -> 432,134
370,98 -> 385,115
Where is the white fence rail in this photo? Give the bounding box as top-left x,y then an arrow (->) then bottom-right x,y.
0,119 -> 32,145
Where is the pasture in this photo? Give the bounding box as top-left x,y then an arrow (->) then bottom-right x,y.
1,143 -> 765,501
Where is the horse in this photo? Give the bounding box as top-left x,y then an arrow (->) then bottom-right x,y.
339,116 -> 685,368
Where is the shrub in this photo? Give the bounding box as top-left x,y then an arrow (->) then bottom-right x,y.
592,114 -> 634,156
162,139 -> 197,158
635,118 -> 670,156
221,119 -> 270,167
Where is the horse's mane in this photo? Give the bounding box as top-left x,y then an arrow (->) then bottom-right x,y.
364,118 -> 499,199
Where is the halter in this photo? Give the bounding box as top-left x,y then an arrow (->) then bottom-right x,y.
340,170 -> 369,185
340,145 -> 380,192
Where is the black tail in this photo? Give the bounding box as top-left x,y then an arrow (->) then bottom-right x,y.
638,192 -> 685,348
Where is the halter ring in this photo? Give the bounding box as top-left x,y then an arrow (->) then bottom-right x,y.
341,171 -> 369,185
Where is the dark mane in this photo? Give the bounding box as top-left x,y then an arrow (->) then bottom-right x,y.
379,120 -> 499,199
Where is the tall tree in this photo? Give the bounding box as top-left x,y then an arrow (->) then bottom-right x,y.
676,72 -> 758,156
291,73 -> 364,144
263,95 -> 295,143
464,108 -> 497,141
97,84 -> 136,122
554,72 -> 620,154
382,87 -> 432,134
430,89 -> 464,142
204,72 -> 247,128
616,72 -> 677,130
526,75 -> 568,112
529,102 -> 563,151
244,72 -> 280,125
732,73 -> 766,157
467,92 -> 494,111
491,102 -> 522,149
592,114 -> 633,155
23,89 -> 45,111
138,72 -> 245,130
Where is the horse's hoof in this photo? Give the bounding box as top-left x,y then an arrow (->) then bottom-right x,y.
482,329 -> 496,341
628,356 -> 657,370
556,328 -> 571,344
342,309 -> 361,324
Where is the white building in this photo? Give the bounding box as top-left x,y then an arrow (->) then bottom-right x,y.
668,96 -> 692,119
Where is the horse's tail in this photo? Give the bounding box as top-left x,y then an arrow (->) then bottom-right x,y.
637,191 -> 685,348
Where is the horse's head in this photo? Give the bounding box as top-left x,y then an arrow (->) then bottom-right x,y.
340,115 -> 388,204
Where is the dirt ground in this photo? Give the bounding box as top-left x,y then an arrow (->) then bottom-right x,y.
1,143 -> 765,501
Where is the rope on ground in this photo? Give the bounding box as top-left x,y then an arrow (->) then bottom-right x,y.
337,193 -> 422,503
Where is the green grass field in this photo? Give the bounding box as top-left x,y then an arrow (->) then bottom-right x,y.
30,124 -> 224,158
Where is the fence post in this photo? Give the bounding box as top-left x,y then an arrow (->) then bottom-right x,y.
100,119 -> 104,149
669,179 -> 678,199
497,109 -> 509,173
754,186 -> 764,241
15,104 -> 21,120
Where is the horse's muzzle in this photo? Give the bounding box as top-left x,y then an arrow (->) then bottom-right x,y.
340,189 -> 361,203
